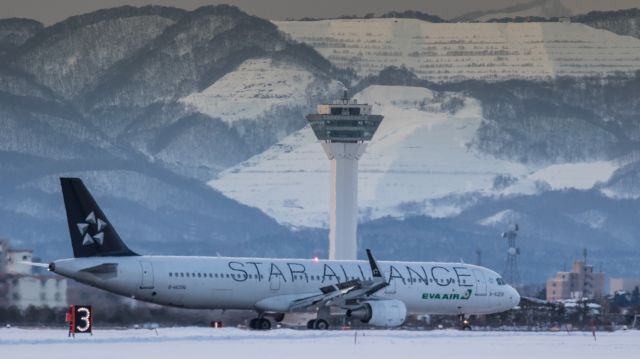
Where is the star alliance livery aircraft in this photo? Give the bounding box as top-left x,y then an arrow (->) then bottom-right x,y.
47,178 -> 519,330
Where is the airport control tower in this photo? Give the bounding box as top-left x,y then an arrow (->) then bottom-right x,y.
306,92 -> 383,260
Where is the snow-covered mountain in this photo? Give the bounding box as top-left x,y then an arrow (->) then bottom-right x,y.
0,18 -> 42,58
454,0 -> 638,22
209,85 -> 624,228
574,9 -> 640,39
0,5 -> 639,281
0,5 -> 342,258
454,0 -> 573,22
181,57 -> 342,125
274,18 -> 640,82
7,7 -> 184,101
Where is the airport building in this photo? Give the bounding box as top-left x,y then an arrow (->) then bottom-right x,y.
0,238 -> 68,309
609,277 -> 640,295
546,260 -> 605,302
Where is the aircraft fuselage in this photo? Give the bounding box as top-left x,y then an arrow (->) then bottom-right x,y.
52,255 -> 519,316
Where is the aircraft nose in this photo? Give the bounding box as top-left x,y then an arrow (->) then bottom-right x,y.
508,286 -> 520,308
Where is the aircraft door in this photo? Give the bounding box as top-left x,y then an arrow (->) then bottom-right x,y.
139,261 -> 154,289
472,269 -> 487,296
270,275 -> 281,291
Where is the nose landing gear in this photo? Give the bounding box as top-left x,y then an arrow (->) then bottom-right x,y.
459,314 -> 472,330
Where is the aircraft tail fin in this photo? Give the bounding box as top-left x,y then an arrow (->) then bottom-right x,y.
60,178 -> 138,258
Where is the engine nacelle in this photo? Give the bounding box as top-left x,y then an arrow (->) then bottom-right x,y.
346,299 -> 407,327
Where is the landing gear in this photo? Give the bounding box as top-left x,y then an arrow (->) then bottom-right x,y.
306,306 -> 331,330
307,319 -> 330,330
272,313 -> 285,323
315,319 -> 329,330
249,317 -> 271,330
459,314 -> 472,330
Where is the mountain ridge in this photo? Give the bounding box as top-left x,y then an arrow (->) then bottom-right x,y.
0,5 -> 639,282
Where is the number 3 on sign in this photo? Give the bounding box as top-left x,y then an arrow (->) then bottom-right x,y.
76,307 -> 91,332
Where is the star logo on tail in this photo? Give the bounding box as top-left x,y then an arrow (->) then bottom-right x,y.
77,211 -> 108,247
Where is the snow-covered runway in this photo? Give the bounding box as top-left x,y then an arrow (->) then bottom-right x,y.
2,327 -> 639,359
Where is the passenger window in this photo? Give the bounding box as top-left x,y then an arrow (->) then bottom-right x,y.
180,273 -> 184,277
186,273 -> 190,277
197,273 -> 201,278
226,274 -> 229,278
169,273 -> 172,277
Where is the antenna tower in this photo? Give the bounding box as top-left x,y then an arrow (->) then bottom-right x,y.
501,223 -> 520,284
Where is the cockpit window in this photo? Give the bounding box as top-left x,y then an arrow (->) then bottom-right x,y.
496,278 -> 506,285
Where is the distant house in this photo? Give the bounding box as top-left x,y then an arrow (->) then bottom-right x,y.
0,238 -> 68,309
546,260 -> 605,302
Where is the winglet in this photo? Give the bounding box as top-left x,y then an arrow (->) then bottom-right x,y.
366,249 -> 383,278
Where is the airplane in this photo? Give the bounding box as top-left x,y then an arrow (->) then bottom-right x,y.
45,177 -> 520,330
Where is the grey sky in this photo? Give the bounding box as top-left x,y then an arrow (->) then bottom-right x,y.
1,0 -> 638,25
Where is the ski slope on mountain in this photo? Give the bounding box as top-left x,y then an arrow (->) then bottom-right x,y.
209,85 -> 621,228
274,19 -> 640,82
180,57 -> 342,124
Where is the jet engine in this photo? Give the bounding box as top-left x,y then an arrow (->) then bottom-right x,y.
346,299 -> 407,327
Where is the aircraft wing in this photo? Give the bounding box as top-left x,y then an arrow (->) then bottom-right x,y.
254,249 -> 388,313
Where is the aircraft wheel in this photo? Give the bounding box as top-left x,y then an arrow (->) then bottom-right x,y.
462,317 -> 472,331
307,319 -> 316,329
249,318 -> 258,330
314,319 -> 329,330
258,318 -> 271,330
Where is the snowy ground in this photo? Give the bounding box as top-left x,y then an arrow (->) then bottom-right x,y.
2,327 -> 639,359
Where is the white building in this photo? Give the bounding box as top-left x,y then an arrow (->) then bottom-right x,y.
5,248 -> 34,275
2,275 -> 68,310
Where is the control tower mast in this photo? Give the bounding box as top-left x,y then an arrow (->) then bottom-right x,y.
306,91 -> 383,260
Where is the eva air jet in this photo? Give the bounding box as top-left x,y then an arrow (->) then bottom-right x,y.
45,178 -> 519,330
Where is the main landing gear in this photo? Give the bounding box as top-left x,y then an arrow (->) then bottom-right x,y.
249,317 -> 271,330
306,319 -> 329,330
248,312 -> 285,330
307,306 -> 330,330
